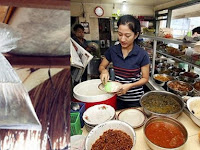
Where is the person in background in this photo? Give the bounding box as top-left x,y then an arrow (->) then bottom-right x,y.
72,24 -> 92,82
72,24 -> 91,52
192,26 -> 200,36
99,15 -> 150,109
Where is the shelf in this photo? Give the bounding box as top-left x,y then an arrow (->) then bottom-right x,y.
140,34 -> 200,92
157,50 -> 200,68
140,34 -> 196,47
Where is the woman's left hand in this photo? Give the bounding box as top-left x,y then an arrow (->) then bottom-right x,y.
117,84 -> 131,96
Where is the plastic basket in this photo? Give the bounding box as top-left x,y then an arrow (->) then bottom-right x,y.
70,102 -> 85,127
70,112 -> 82,136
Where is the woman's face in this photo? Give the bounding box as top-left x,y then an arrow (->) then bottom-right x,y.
118,24 -> 138,49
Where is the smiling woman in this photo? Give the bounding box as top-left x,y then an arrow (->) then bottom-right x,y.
99,15 -> 150,109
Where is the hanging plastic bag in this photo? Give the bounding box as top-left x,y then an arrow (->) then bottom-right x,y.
0,23 -> 41,130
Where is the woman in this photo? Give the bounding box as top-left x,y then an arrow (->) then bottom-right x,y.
99,15 -> 150,109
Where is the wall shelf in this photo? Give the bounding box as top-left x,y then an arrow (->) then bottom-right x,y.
141,34 -> 199,91
140,34 -> 196,47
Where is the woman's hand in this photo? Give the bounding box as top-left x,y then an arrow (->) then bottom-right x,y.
100,69 -> 109,85
117,83 -> 132,96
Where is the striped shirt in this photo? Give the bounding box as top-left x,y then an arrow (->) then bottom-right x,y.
104,43 -> 150,102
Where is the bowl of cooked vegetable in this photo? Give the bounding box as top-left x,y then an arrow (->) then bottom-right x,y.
140,91 -> 184,118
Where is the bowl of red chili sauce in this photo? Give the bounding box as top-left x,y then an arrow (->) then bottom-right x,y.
144,116 -> 188,150
85,120 -> 136,150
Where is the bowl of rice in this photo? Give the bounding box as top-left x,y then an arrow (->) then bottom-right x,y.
187,97 -> 200,127
98,81 -> 122,93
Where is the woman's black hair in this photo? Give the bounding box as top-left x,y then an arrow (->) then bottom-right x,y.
117,15 -> 141,42
73,24 -> 84,32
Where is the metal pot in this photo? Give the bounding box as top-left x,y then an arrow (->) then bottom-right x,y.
153,74 -> 174,86
179,72 -> 199,83
140,91 -> 184,118
167,80 -> 194,96
144,116 -> 188,150
193,80 -> 200,96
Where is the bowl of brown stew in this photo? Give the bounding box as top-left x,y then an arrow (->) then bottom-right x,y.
140,91 -> 184,118
144,116 -> 188,150
193,80 -> 200,96
85,120 -> 136,150
179,72 -> 199,83
172,67 -> 185,76
167,80 -> 193,96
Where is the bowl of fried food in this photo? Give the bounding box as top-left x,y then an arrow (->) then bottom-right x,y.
153,74 -> 174,86
85,120 -> 136,150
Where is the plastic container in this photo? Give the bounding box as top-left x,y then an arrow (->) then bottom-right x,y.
70,102 -> 85,127
73,79 -> 117,109
70,112 -> 82,136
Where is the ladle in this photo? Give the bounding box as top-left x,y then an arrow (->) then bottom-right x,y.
71,101 -> 80,111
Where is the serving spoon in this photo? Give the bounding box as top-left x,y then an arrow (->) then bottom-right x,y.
71,101 -> 80,111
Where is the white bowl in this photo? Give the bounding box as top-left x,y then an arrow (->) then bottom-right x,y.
187,97 -> 200,127
73,79 -> 114,103
98,81 -> 122,93
83,104 -> 115,126
85,120 -> 136,150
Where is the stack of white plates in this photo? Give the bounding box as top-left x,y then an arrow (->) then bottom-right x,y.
83,104 -> 115,131
117,108 -> 146,128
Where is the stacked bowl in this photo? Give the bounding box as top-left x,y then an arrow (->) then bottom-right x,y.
82,104 -> 115,132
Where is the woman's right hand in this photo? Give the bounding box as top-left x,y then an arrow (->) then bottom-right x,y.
100,69 -> 109,85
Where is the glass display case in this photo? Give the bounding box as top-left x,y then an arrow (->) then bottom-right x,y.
140,34 -> 197,91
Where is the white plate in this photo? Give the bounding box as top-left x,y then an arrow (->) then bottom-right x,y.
98,81 -> 122,93
117,108 -> 146,128
83,104 -> 115,126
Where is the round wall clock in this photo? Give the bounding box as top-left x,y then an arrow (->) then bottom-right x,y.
94,6 -> 104,17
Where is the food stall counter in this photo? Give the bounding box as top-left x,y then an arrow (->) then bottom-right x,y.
81,109 -> 200,150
